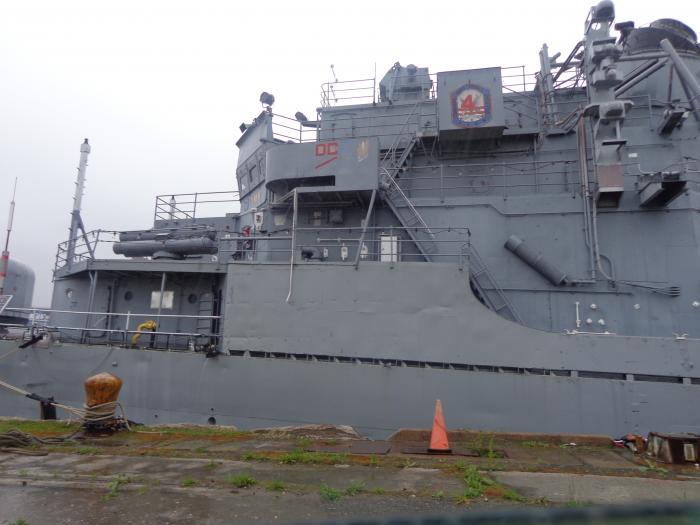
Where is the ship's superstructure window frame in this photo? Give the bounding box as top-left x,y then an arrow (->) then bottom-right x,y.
150,290 -> 174,310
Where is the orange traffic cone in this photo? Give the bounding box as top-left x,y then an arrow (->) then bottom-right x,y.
428,399 -> 452,454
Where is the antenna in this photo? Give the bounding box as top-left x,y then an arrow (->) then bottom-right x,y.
66,139 -> 94,267
0,178 -> 18,295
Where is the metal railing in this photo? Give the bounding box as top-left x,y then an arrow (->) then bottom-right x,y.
1,307 -> 222,352
55,230 -> 121,270
320,67 -> 537,108
218,226 -> 471,267
390,159 -> 581,199
270,112 -> 318,144
154,190 -> 240,222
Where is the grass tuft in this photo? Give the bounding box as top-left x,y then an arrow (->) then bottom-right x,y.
319,484 -> 342,502
180,476 -> 197,487
228,474 -> 257,488
502,488 -> 527,502
345,481 -> 365,496
266,480 -> 287,491
103,475 -> 131,501
458,465 -> 494,502
279,450 -> 347,465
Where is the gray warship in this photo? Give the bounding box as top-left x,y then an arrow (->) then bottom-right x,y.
2,1 -> 700,438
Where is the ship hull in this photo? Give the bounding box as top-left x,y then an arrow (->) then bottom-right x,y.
1,339 -> 699,439
3,262 -> 700,439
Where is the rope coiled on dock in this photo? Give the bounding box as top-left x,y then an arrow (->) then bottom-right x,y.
0,429 -> 79,455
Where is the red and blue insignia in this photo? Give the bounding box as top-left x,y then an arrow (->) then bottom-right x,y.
450,83 -> 492,127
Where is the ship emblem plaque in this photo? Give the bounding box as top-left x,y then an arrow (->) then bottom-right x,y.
450,83 -> 492,127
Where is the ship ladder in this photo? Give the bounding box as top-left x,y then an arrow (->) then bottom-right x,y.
466,244 -> 522,323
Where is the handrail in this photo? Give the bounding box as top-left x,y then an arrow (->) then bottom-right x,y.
384,170 -> 432,234
154,190 -> 240,222
380,102 -> 421,168
5,307 -> 220,319
217,225 -> 470,269
2,307 -> 223,351
321,67 -> 538,108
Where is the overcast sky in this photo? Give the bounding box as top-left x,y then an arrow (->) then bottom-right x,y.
2,0 -> 698,306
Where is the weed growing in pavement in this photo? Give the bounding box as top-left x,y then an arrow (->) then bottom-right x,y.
345,481 -> 365,496
457,465 -> 494,502
180,476 -> 197,487
279,450 -> 347,465
266,480 -> 287,491
205,459 -> 220,469
103,475 -> 131,501
319,484 -> 342,502
402,459 -> 417,469
228,474 -> 257,488
9,520 -> 29,525
372,487 -> 386,495
502,488 -> 527,502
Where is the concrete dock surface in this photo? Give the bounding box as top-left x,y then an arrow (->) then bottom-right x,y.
1,420 -> 700,525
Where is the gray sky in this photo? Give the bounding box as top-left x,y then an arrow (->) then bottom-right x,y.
1,0 -> 698,306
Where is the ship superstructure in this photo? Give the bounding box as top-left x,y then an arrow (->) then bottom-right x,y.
2,1 -> 700,437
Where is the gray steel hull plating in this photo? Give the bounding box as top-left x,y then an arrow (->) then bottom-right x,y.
3,262 -> 699,439
0,341 -> 698,439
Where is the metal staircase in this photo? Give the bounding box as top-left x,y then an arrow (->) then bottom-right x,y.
378,103 -> 439,261
376,106 -> 521,323
381,174 -> 438,261
465,245 -> 522,323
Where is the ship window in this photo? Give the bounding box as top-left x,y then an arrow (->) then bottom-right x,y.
309,210 -> 324,226
124,291 -> 133,301
150,290 -> 174,310
187,293 -> 198,304
248,164 -> 258,183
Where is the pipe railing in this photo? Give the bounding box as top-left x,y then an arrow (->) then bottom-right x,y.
320,67 -> 538,108
217,226 -> 471,268
154,190 -> 240,222
2,307 -> 222,352
55,230 -> 120,270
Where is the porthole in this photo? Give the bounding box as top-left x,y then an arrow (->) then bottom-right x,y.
207,416 -> 217,425
187,293 -> 198,304
65,288 -> 74,300
124,291 -> 133,301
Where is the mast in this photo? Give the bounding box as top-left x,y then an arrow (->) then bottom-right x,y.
0,178 -> 17,295
66,139 -> 92,267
